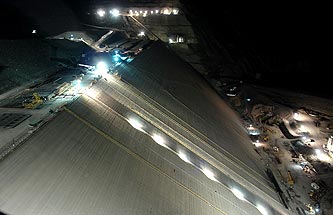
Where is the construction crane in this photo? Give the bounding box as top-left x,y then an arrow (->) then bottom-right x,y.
23,92 -> 43,109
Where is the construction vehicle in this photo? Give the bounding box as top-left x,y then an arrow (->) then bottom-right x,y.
287,170 -> 294,186
23,92 -> 43,109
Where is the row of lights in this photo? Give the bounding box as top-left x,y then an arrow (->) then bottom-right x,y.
125,116 -> 270,215
96,7 -> 179,18
129,8 -> 179,17
83,78 -> 270,215
97,8 -> 120,17
83,67 -> 272,215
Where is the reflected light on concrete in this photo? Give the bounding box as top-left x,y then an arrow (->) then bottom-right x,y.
256,204 -> 269,215
85,88 -> 98,98
178,151 -> 191,164
201,167 -> 218,182
231,188 -> 246,201
128,118 -> 145,133
152,134 -> 167,147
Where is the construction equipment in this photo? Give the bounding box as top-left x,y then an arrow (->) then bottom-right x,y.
287,170 -> 294,186
23,92 -> 43,109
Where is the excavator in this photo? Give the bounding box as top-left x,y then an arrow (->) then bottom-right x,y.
23,92 -> 43,109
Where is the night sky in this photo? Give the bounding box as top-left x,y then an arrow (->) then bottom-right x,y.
182,1 -> 329,97
1,0 -> 329,98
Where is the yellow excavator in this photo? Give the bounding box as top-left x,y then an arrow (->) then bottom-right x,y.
23,92 -> 43,109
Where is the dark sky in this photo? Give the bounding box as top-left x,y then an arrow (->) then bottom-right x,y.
1,0 -> 330,97
182,1 -> 330,97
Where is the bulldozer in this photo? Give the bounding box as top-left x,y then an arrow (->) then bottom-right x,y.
23,92 -> 43,109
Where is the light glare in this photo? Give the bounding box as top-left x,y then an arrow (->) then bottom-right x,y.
97,9 -> 106,17
315,149 -> 331,162
85,88 -> 98,97
111,9 -> 120,17
96,61 -> 108,75
172,8 -> 179,15
138,31 -> 145,37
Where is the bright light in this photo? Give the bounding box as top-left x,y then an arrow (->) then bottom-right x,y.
129,10 -> 133,15
294,112 -> 300,120
113,54 -> 120,62
151,11 -> 153,14
110,9 -> 120,17
97,9 -> 106,17
169,38 -> 175,43
162,8 -> 171,15
201,168 -> 217,181
138,31 -> 145,37
172,8 -> 179,15
254,142 -> 264,147
143,13 -> 147,17
178,151 -> 191,164
85,88 -> 98,98
128,118 -> 145,132
95,61 -> 108,75
140,10 -> 142,14
32,30 -> 36,34
231,188 -> 245,201
298,124 -> 308,134
256,205 -> 269,215
155,10 -> 159,14
73,79 -> 82,90
152,134 -> 167,147
315,149 -> 331,162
